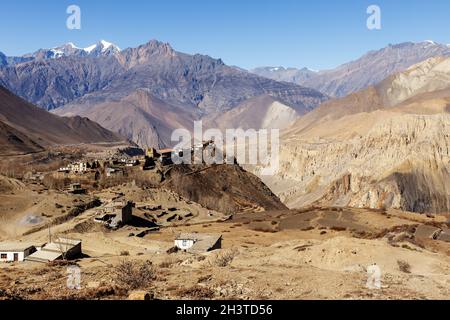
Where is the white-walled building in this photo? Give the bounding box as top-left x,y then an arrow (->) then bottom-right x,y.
175,237 -> 196,251
0,242 -> 37,262
174,233 -> 222,253
58,162 -> 88,174
25,238 -> 82,263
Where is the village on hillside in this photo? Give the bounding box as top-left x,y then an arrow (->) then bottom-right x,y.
0,135 -> 449,301
0,142 -> 226,264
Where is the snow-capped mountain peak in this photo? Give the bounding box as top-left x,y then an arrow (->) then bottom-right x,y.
82,40 -> 121,56
99,40 -> 117,51
21,40 -> 121,61
66,42 -> 78,48
83,44 -> 97,54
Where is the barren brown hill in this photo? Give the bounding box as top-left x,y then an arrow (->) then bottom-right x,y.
162,164 -> 287,214
0,120 -> 44,155
0,86 -> 126,155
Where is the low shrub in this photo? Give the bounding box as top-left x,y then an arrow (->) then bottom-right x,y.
397,260 -> 411,273
209,249 -> 238,267
114,260 -> 156,290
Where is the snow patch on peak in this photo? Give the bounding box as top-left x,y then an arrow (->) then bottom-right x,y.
100,40 -> 120,52
305,67 -> 319,73
83,44 -> 97,53
83,40 -> 120,54
50,49 -> 64,58
66,42 -> 79,49
99,40 -> 113,50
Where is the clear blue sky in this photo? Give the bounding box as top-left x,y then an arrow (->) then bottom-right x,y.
1,0 -> 449,70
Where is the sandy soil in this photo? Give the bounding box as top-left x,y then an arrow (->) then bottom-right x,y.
0,202 -> 448,300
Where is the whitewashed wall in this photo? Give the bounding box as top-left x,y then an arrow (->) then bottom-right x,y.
0,251 -> 25,262
174,239 -> 195,250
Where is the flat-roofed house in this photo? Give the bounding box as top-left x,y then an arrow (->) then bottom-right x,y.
0,242 -> 37,262
174,233 -> 222,254
25,238 -> 82,263
25,248 -> 63,263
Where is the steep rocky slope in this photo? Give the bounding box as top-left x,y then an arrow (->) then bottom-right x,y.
0,120 -> 44,155
0,55 -> 125,110
259,57 -> 450,214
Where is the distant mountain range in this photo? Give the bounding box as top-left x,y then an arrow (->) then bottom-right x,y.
0,40 -> 326,148
0,86 -> 125,156
2,39 -> 450,149
1,40 -> 121,65
251,41 -> 450,97
250,67 -> 318,85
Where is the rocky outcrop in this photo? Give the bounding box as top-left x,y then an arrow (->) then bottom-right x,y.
271,114 -> 450,213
